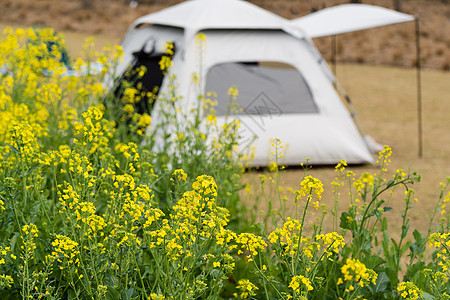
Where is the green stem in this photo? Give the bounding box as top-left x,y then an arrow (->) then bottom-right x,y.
252,258 -> 284,299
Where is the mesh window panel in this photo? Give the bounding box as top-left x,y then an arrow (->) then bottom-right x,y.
205,62 -> 318,116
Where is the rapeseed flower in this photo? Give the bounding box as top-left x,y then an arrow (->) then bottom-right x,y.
51,235 -> 79,265
297,175 -> 324,201
338,258 -> 377,288
235,279 -> 258,299
289,275 -> 313,293
315,232 -> 345,259
236,233 -> 267,261
397,282 -> 423,300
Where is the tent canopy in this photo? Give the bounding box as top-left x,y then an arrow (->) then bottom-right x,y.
132,0 -> 303,40
291,4 -> 415,38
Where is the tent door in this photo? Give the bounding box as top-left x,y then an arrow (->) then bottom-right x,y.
114,43 -> 175,116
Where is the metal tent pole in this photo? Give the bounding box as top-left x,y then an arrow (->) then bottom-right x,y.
415,15 -> 423,158
331,35 -> 337,75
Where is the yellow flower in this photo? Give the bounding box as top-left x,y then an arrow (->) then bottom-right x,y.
236,279 -> 258,299
227,86 -> 239,101
149,293 -> 165,300
397,282 -> 422,300
236,233 -> 267,260
340,258 -> 377,288
289,275 -> 313,293
315,232 -> 345,259
296,175 -> 324,201
172,169 -> 188,181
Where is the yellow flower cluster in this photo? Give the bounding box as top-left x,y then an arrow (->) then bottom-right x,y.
397,281 -> 423,300
235,279 -> 258,299
8,123 -> 40,160
337,258 -> 377,289
353,173 -> 375,195
289,275 -> 313,293
268,218 -> 303,256
236,233 -> 267,262
21,224 -> 38,237
377,145 -> 392,172
429,232 -> 450,248
227,85 -> 239,101
51,235 -> 80,266
0,246 -> 15,264
172,169 -> 188,181
149,293 -> 165,300
159,41 -> 174,74
429,232 -> 450,271
269,138 -> 285,160
296,175 -> 324,202
441,188 -> 450,215
0,275 -> 14,289
315,232 -> 345,259
73,106 -> 114,154
149,175 -> 231,261
21,224 -> 39,257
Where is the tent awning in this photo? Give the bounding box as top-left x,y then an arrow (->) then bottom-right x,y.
291,4 -> 415,38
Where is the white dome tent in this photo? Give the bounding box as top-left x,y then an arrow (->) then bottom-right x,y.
115,0 -> 415,166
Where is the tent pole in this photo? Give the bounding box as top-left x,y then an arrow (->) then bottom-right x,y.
415,15 -> 423,158
331,35 -> 337,75
334,80 -> 367,139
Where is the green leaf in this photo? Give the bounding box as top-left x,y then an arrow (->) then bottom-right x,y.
26,163 -> 40,176
401,224 -> 410,239
339,212 -> 355,231
385,267 -> 399,287
422,291 -> 435,300
381,217 -> 388,231
391,238 -> 399,252
6,144 -> 20,154
368,271 -> 391,295
106,287 -> 120,300
413,229 -> 423,242
122,288 -> 135,300
382,231 -> 390,256
10,233 -> 19,253
401,241 -> 412,254
362,255 -> 386,270
409,230 -> 426,257
404,261 -> 425,281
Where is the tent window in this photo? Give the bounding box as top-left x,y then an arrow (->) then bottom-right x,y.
205,62 -> 318,116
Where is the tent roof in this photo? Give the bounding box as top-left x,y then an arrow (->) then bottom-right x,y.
132,0 -> 302,39
291,4 -> 415,38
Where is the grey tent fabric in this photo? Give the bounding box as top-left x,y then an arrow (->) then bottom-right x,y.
205,62 -> 318,116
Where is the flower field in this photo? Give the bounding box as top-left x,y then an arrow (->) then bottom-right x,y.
0,27 -> 449,299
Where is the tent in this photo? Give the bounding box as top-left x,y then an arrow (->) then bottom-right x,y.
116,0 -> 413,166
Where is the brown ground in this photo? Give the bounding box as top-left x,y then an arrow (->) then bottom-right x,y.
1,0 -> 450,70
